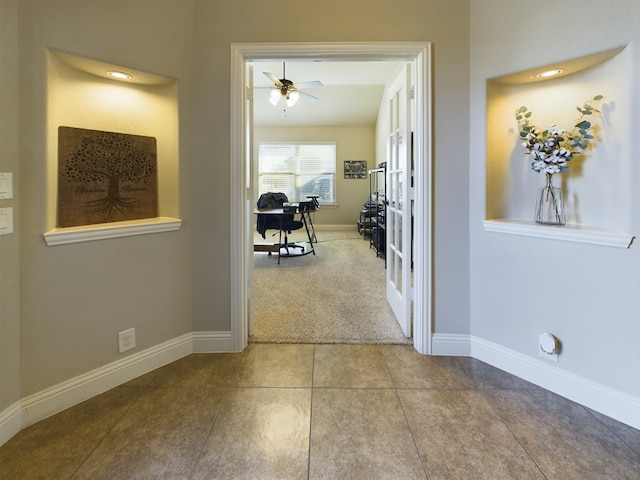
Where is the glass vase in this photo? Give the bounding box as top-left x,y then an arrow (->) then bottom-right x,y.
535,174 -> 565,225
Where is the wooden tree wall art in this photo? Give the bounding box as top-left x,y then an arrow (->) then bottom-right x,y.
58,126 -> 158,228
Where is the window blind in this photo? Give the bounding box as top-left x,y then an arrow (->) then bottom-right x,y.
259,143 -> 336,203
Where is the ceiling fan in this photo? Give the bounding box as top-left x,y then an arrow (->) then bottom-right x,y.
262,62 -> 323,108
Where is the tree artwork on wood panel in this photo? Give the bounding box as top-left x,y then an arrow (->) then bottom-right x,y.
58,127 -> 158,228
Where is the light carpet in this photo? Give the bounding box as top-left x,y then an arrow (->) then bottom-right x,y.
251,229 -> 412,344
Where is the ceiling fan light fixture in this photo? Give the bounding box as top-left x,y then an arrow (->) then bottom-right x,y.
286,91 -> 299,107
263,62 -> 322,110
269,89 -> 281,105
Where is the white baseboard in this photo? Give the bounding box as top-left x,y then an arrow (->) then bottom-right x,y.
431,333 -> 471,356
4,331 -> 638,447
0,331 -> 231,447
0,401 -> 21,446
192,330 -> 232,352
315,224 -> 357,232
20,333 -> 193,429
433,333 -> 640,430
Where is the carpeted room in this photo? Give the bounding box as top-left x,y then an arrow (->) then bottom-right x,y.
252,228 -> 411,345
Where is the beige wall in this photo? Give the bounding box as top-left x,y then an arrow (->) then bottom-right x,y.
254,126 -> 374,226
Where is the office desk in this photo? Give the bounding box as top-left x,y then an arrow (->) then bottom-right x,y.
254,205 -> 318,263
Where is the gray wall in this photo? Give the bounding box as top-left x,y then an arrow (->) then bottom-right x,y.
6,0 -> 640,435
0,0 -> 21,415
15,0 -> 195,397
190,0 -> 471,334
469,0 -> 640,397
2,0 -> 471,420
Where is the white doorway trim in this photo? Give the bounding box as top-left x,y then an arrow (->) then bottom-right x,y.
230,42 -> 433,354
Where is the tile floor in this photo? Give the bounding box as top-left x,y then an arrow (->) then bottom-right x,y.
1,344 -> 639,479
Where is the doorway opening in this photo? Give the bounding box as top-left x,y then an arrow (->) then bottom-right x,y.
230,43 -> 433,354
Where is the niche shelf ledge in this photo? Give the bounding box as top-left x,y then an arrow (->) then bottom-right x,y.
483,219 -> 634,249
44,217 -> 182,246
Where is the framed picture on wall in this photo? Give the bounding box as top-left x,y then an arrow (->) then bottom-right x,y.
344,160 -> 367,179
57,126 -> 158,228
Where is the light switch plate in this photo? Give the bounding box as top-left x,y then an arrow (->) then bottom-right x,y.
0,207 -> 14,235
0,173 -> 13,199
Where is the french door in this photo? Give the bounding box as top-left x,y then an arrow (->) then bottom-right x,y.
386,64 -> 413,338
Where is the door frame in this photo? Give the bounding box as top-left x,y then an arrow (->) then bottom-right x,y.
230,42 -> 433,354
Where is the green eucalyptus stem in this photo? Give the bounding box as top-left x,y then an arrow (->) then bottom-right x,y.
544,174 -> 562,223
538,173 -> 565,224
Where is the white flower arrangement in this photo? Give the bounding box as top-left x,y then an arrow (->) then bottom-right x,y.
515,95 -> 603,175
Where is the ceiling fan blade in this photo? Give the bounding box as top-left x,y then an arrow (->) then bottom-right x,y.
298,90 -> 319,102
263,71 -> 283,87
294,80 -> 323,89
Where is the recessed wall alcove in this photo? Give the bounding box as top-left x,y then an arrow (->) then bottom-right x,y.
43,50 -> 181,246
484,46 -> 634,248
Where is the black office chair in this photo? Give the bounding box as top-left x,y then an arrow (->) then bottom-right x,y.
256,192 -> 305,258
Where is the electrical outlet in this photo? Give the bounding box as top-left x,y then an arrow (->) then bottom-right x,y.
118,328 -> 136,353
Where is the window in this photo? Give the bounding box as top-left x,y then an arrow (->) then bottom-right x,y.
258,143 -> 336,204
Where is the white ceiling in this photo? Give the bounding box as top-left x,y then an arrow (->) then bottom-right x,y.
251,60 -> 405,127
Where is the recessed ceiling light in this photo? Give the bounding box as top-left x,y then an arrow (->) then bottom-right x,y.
107,70 -> 131,80
536,68 -> 563,78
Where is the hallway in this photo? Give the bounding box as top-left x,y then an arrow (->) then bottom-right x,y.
2,344 -> 639,479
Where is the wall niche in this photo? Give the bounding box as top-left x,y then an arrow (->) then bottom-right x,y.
44,50 -> 181,245
484,46 -> 634,248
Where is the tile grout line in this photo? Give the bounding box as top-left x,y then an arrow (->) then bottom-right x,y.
451,356 -> 551,479
186,352 -> 245,480
394,390 -> 431,480
477,387 -> 550,479
68,385 -> 149,480
382,345 -> 431,479
584,408 -> 640,459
